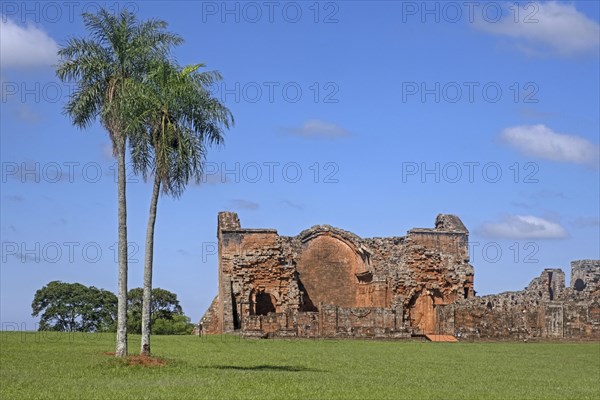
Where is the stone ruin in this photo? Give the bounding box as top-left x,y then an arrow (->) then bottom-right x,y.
199,212 -> 600,340
437,260 -> 600,339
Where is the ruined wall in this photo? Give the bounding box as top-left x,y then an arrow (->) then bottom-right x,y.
571,259 -> 600,297
437,262 -> 600,339
358,214 -> 473,333
241,305 -> 410,339
296,234 -> 365,308
202,212 -> 598,340
197,295 -> 219,334
203,212 -> 473,337
217,212 -> 299,332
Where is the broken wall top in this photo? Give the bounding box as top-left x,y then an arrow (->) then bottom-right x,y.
218,212 -> 469,241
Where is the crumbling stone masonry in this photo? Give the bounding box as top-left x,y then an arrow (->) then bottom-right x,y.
437,260 -> 600,340
200,212 -> 600,339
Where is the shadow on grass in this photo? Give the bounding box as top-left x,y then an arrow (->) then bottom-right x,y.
208,364 -> 324,372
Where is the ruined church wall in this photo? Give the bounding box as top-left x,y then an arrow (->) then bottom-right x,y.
571,259 -> 600,298
295,234 -> 367,308
437,265 -> 600,339
439,300 -> 600,339
219,227 -> 299,332
203,212 -> 598,340
206,212 -> 476,336
240,305 -> 410,339
363,229 -> 473,301
198,295 -> 220,334
402,230 -> 473,303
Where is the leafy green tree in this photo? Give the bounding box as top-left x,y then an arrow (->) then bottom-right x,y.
31,281 -> 117,332
153,314 -> 194,335
127,288 -> 191,334
127,60 -> 233,354
56,9 -> 182,356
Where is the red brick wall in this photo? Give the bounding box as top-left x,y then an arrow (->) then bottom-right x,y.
296,234 -> 365,308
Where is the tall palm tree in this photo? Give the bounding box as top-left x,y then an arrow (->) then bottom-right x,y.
129,60 -> 233,355
56,9 -> 182,357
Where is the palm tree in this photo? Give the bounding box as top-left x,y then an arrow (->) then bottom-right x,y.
129,60 -> 233,355
56,9 -> 182,357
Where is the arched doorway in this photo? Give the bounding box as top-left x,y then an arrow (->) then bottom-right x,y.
254,291 -> 276,315
408,290 -> 442,334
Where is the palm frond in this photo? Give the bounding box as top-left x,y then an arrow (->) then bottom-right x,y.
130,60 -> 234,197
56,8 -> 182,151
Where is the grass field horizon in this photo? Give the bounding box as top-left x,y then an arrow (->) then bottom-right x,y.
1,332 -> 598,399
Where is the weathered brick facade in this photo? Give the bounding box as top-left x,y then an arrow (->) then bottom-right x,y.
200,212 -> 600,339
437,260 -> 600,339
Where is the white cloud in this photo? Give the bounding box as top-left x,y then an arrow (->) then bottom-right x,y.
572,216 -> 600,229
474,2 -> 600,57
500,124 -> 599,167
230,199 -> 259,211
286,119 -> 351,139
478,215 -> 568,239
0,18 -> 59,68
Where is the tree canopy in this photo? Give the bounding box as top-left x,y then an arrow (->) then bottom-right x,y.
31,282 -> 193,334
31,281 -> 117,332
127,287 -> 193,334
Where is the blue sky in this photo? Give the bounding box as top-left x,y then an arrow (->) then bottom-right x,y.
1,1 -> 599,329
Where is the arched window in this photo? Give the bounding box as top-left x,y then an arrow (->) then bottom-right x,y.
574,279 -> 586,292
255,292 -> 276,315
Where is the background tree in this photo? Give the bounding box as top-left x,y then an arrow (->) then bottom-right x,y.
55,9 -> 182,356
31,281 -> 117,332
153,314 -> 194,335
128,60 -> 233,354
126,288 -> 192,334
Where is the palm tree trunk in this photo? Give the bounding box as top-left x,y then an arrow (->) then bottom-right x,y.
141,176 -> 160,356
115,139 -> 129,357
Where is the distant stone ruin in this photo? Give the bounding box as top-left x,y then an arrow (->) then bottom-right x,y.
199,212 -> 600,340
438,260 -> 600,339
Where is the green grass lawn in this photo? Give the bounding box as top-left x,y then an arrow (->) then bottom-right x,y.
1,332 -> 598,400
